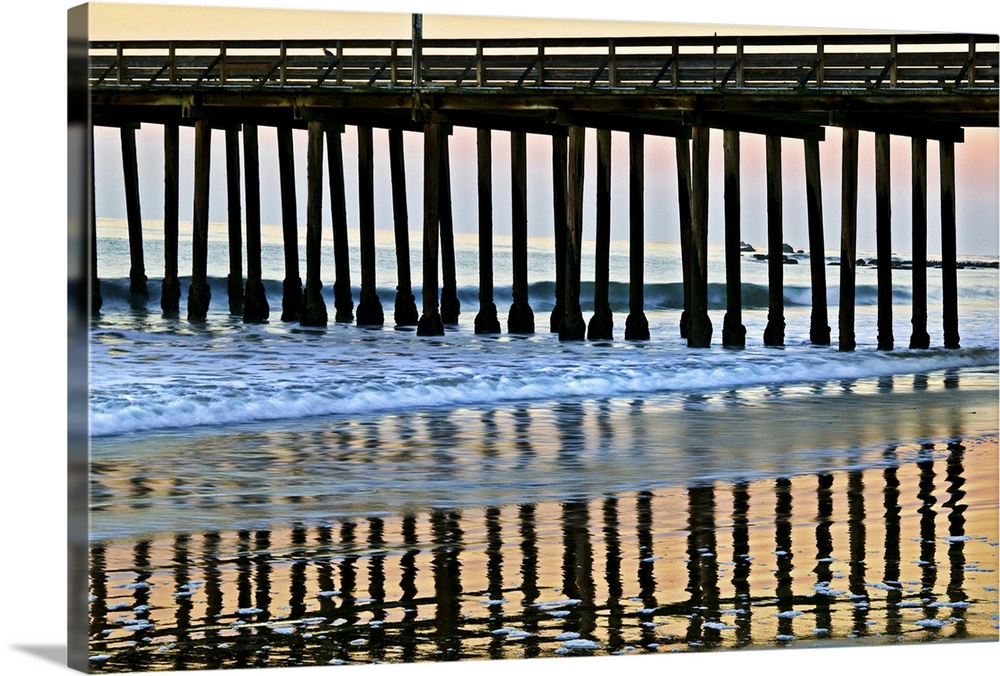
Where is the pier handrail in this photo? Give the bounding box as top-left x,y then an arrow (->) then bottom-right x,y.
89,33 -> 999,92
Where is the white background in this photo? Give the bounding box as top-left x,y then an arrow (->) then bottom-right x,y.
2,1 -> 998,675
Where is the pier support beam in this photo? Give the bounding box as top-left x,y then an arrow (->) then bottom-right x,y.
474,128 -> 501,334
688,126 -> 713,347
940,140 -> 960,349
625,132 -> 650,340
838,128 -> 860,352
763,134 -> 785,346
356,126 -> 384,326
804,138 -> 831,345
875,132 -> 893,350
241,123 -> 269,323
439,131 -> 460,325
187,119 -> 212,321
327,128 -> 354,322
588,128 -> 614,340
909,137 -> 930,348
161,123 -> 180,315
722,129 -> 746,347
301,121 -> 328,327
224,127 -> 245,316
508,130 -> 535,334
277,126 -> 302,322
417,121 -> 445,336
388,128 -> 418,326
120,126 -> 148,304
551,133 -> 568,332
90,123 -> 102,314
676,136 -> 694,338
559,125 -> 586,341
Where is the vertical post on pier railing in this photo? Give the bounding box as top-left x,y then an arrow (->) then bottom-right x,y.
161,122 -> 181,315
508,130 -> 535,333
889,37 -> 897,88
560,125 -> 586,341
689,126 -> 712,347
476,41 -> 485,87
475,128 -> 501,334
804,137 -> 830,345
188,118 -> 212,321
301,121 -> 328,327
609,40 -> 618,87
625,131 -> 650,340
940,139 -> 960,349
968,37 -> 977,88
671,39 -> 680,87
909,137 -> 930,348
241,123 -> 269,323
220,42 -> 228,85
676,134 -> 693,337
120,126 -> 148,304
763,134 -> 784,346
224,127 -> 244,316
838,128 -> 859,352
550,132 -> 568,332
390,41 -> 398,86
336,42 -> 344,85
816,38 -> 825,87
417,121 -> 444,336
388,128 -> 418,326
440,129 -> 460,324
875,132 -> 893,350
356,126 -> 384,326
116,43 -> 124,85
279,42 -> 286,86
168,43 -> 177,84
412,14 -> 423,88
276,126 -> 302,321
327,128 -> 354,322
722,129 -> 746,347
588,128 -> 614,340
537,42 -> 545,87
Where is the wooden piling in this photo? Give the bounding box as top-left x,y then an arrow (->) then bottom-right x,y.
625,131 -> 650,340
508,130 -> 535,334
551,133 -> 568,332
300,121 -> 328,327
356,126 -> 384,326
326,128 -> 354,322
241,123 -> 269,323
909,137 -> 930,348
90,123 -> 102,314
474,128 -> 501,334
940,140 -> 960,349
676,135 -> 694,338
439,131 -> 460,325
722,129 -> 746,347
587,128 -> 614,340
804,137 -> 831,345
276,126 -> 302,322
838,128 -> 859,352
224,127 -> 244,316
763,134 -> 784,346
688,126 -> 712,347
120,126 -> 148,303
875,132 -> 893,350
388,128 -> 418,326
161,122 -> 180,315
559,125 -> 586,341
187,118 -> 212,321
417,121 -> 445,336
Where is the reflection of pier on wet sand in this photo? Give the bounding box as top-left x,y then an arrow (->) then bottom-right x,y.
87,372 -> 999,670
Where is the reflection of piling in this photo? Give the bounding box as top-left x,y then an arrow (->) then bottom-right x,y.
940,141 -> 961,348
722,130 -> 746,347
241,124 -> 269,323
804,138 -> 830,345
161,123 -> 180,314
602,498 -> 625,652
763,135 -> 785,346
774,478 -> 795,638
276,126 -> 302,322
187,119 -> 212,321
731,482 -> 752,645
327,128 -> 354,323
909,138 -> 930,348
588,129 -> 614,340
356,126 -> 384,326
474,129 -> 501,334
224,127 -> 245,316
882,462 -> 903,636
388,128 -> 418,326
847,471 -> 869,636
300,121 -> 328,326
560,126 -> 587,341
439,131 -> 460,325
625,132 -> 650,340
838,128 -> 860,352
875,133 -> 893,350
508,131 -> 534,334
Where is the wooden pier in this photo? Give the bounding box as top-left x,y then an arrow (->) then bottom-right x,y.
87,28 -> 998,349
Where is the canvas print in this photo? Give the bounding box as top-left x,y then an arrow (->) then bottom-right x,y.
68,2 -> 999,673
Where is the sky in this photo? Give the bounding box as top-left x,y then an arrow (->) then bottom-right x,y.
87,1 -> 999,257
1,4 -> 999,676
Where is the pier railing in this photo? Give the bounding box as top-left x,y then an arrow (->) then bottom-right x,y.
89,33 -> 999,92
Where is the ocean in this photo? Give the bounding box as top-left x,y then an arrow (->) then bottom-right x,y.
86,218 -> 999,670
